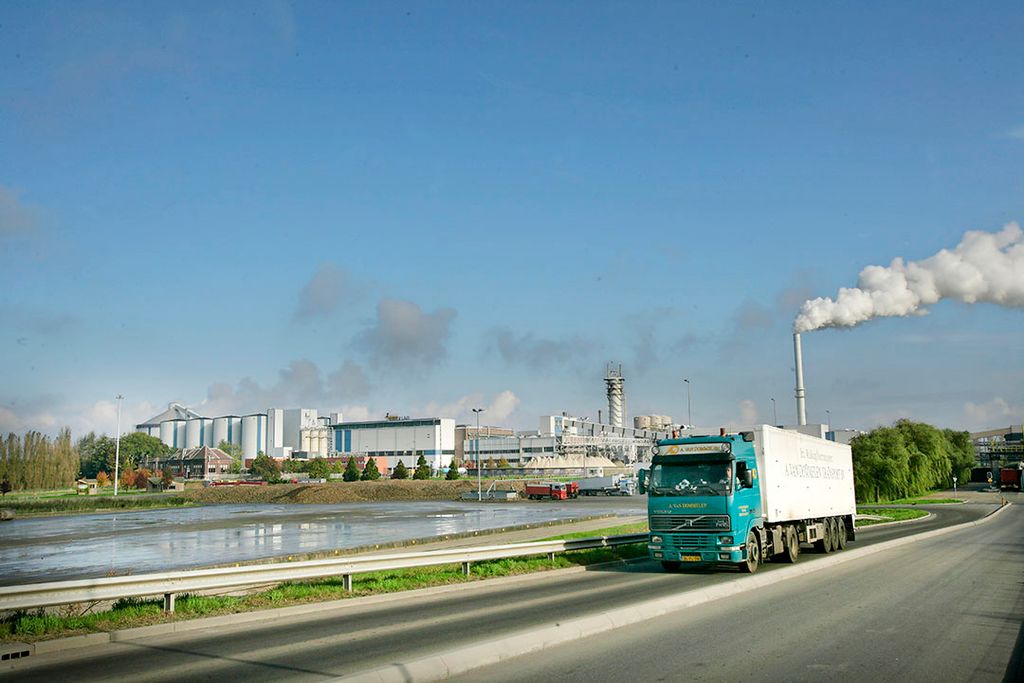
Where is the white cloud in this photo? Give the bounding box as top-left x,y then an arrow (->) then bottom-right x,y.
0,186 -> 43,238
293,263 -> 354,322
356,299 -> 456,370
422,390 -> 521,424
965,397 -> 1024,428
0,398 -> 159,438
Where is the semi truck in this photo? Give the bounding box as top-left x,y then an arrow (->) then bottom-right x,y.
524,481 -> 580,500
639,425 -> 856,574
578,475 -> 637,496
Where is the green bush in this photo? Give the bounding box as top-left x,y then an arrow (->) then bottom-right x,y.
391,460 -> 408,480
342,457 -> 360,482
360,457 -> 381,481
413,455 -> 430,480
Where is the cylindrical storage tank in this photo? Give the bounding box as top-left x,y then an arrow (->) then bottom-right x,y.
159,421 -> 175,448
201,418 -> 215,447
227,416 -> 242,447
212,417 -> 229,448
241,414 -> 266,459
173,420 -> 187,449
186,419 -> 203,449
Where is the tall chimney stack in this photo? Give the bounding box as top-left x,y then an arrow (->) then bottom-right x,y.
793,333 -> 807,426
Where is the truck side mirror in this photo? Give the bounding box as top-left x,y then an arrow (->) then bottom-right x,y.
742,470 -> 754,488
638,469 -> 648,495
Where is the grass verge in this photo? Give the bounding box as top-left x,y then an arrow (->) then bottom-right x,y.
856,507 -> 929,526
882,497 -> 961,505
1,495 -> 195,517
0,524 -> 647,642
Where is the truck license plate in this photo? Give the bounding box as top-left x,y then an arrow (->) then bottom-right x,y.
682,555 -> 702,562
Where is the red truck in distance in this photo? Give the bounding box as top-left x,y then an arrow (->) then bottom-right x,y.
524,481 -> 580,500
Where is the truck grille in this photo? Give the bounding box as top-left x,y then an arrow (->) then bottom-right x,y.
650,514 -> 729,532
666,535 -> 715,550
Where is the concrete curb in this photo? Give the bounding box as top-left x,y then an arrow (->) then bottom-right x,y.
333,503 -> 1011,683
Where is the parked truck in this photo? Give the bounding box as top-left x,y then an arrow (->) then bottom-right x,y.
1000,465 -> 1023,491
578,475 -> 637,496
639,425 -> 856,574
524,481 -> 579,500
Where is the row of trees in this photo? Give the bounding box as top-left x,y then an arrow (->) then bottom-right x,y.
851,420 -> 975,503
249,453 -> 445,483
0,430 -> 78,491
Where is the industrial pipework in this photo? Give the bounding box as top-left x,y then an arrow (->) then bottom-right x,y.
793,333 -> 807,426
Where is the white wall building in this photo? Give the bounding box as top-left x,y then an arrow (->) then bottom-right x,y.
331,417 -> 456,472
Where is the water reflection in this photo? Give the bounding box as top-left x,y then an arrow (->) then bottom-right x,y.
0,501 -> 643,584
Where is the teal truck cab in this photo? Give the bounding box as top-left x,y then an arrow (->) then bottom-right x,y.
639,425 -> 856,573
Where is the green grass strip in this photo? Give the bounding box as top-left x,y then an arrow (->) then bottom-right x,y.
856,507 -> 929,526
881,497 -> 961,505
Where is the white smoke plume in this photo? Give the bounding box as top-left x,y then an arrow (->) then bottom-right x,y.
794,222 -> 1024,333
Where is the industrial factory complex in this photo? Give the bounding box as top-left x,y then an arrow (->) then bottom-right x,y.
135,365 -> 679,476
134,352 -> 863,478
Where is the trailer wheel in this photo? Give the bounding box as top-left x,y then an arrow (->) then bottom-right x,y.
661,560 -> 680,572
837,517 -> 848,550
814,521 -> 830,553
780,525 -> 799,563
830,517 -> 842,551
740,532 -> 760,574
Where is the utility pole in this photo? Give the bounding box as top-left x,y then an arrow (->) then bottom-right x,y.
683,379 -> 692,427
770,397 -> 777,427
472,408 -> 485,502
113,394 -> 124,496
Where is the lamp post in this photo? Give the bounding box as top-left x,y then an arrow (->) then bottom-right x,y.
683,379 -> 691,427
770,397 -> 777,427
113,394 -> 124,496
472,408 -> 485,502
826,409 -> 832,435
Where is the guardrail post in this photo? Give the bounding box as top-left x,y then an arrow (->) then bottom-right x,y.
548,552 -> 556,561
461,561 -> 471,576
163,593 -> 175,613
343,574 -> 352,591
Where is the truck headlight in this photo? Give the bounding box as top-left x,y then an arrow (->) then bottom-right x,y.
651,535 -> 663,543
719,536 -> 733,545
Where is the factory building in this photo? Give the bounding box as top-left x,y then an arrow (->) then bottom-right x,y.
465,414 -> 672,467
331,416 -> 456,472
136,404 -> 336,461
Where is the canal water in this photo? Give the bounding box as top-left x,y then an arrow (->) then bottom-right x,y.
0,500 -> 645,584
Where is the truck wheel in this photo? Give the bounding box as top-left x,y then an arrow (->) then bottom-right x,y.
780,525 -> 799,563
814,521 -> 830,553
837,518 -> 848,550
829,518 -> 841,551
740,532 -> 760,574
661,560 -> 681,572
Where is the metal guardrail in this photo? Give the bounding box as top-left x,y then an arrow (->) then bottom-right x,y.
0,533 -> 648,613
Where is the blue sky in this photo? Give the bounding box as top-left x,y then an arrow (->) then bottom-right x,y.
2,2 -> 1022,437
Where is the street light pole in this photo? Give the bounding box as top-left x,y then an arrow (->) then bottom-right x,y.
683,379 -> 691,427
826,409 -> 832,435
472,408 -> 485,502
113,394 -> 124,496
770,397 -> 777,427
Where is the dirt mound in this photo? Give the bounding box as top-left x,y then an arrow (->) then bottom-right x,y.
185,480 -> 525,504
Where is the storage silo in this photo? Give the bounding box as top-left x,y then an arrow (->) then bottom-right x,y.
212,417 -> 229,448
201,417 -> 215,446
186,419 -> 203,449
241,413 -> 267,459
159,420 -> 175,448
173,419 -> 187,449
227,416 -> 242,447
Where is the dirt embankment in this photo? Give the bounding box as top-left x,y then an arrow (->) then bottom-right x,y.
184,480 -> 527,504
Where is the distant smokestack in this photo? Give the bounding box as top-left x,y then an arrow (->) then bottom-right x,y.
793,333 -> 807,426
605,363 -> 625,429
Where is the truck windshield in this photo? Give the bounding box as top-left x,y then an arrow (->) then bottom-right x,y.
649,462 -> 732,497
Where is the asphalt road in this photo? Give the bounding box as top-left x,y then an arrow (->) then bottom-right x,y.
2,503 -> 1006,682
454,503 -> 1024,683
